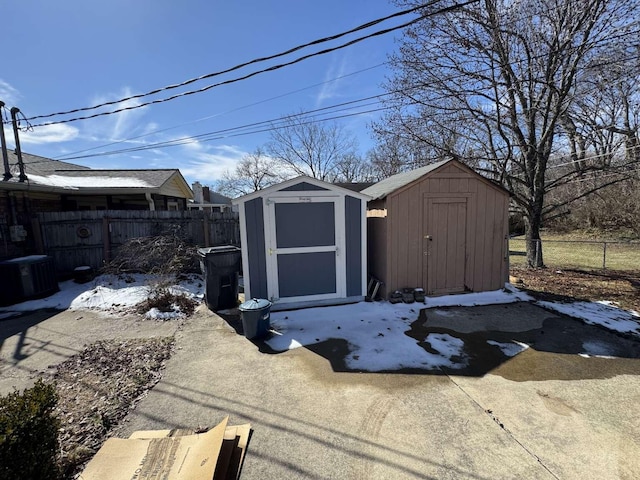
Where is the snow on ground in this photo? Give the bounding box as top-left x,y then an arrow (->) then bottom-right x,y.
537,300 -> 640,337
1,275 -> 638,371
0,274 -> 204,319
487,340 -> 530,357
578,340 -> 616,359
267,287 -> 533,371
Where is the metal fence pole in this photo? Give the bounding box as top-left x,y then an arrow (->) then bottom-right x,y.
602,242 -> 607,270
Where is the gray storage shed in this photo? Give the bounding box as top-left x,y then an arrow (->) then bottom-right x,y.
233,176 -> 370,310
362,159 -> 510,298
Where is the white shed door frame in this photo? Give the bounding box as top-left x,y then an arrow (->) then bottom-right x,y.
263,193 -> 346,304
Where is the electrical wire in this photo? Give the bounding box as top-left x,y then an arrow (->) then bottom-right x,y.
52,62 -> 387,159
28,28 -> 639,132
26,0 -> 475,129
57,103 -> 395,161
23,3 -> 441,122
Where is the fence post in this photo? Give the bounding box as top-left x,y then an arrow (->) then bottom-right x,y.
203,213 -> 210,247
30,216 -> 45,254
602,242 -> 607,270
102,216 -> 111,264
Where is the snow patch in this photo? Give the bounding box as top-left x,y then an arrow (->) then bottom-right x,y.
537,300 -> 640,336
487,340 -> 529,357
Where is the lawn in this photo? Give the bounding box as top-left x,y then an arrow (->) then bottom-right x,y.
509,233 -> 640,271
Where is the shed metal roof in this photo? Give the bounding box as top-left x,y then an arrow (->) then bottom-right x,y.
361,159 -> 450,200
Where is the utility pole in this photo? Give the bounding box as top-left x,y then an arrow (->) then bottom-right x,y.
0,101 -> 12,180
10,107 -> 27,182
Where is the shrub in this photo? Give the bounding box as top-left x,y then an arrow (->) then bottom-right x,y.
102,234 -> 200,275
136,287 -> 197,317
0,380 -> 61,480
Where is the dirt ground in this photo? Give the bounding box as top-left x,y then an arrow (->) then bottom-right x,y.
510,267 -> 640,312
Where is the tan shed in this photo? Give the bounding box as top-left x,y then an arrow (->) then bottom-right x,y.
362,159 -> 510,298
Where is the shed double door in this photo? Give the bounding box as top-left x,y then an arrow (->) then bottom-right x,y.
423,196 -> 468,295
264,195 -> 346,303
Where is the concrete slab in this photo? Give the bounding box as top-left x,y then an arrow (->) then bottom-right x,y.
423,302 -> 557,333
119,307 -> 549,479
118,304 -> 640,480
2,302 -> 639,479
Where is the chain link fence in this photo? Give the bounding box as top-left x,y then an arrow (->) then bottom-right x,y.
509,238 -> 640,271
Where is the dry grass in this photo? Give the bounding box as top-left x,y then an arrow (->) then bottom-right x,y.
509,234 -> 640,271
48,338 -> 174,478
510,266 -> 640,313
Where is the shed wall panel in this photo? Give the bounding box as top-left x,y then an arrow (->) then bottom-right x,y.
345,196 -> 362,297
374,160 -> 509,296
245,197 -> 268,299
472,182 -> 487,291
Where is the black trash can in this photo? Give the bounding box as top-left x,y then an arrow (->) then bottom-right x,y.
238,298 -> 272,340
198,246 -> 242,310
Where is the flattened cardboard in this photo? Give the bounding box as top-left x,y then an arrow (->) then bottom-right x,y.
128,423 -> 252,480
80,417 -> 228,480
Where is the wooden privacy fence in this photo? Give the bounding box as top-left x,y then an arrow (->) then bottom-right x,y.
35,210 -> 240,275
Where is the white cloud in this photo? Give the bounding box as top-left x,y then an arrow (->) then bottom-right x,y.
315,55 -> 349,107
5,123 -> 79,145
0,79 -> 20,105
177,145 -> 247,184
83,87 -> 151,142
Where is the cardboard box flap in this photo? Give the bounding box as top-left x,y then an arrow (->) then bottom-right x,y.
80,417 -> 229,480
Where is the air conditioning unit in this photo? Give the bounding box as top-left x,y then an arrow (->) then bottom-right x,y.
0,255 -> 59,306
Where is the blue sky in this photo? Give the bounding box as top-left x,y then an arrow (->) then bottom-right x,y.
1,0 -> 404,185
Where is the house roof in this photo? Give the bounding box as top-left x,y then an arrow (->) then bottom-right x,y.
361,159 -> 451,200
333,181 -> 376,192
208,191 -> 232,204
232,175 -> 371,204
1,151 -> 193,198
7,151 -> 91,175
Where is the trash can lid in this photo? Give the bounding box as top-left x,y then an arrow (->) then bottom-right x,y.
238,298 -> 272,311
198,245 -> 241,256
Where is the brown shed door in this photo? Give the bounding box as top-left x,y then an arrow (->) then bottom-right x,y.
424,197 -> 467,295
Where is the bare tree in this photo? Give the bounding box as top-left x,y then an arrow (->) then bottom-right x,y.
267,113 -> 358,181
331,153 -> 375,183
215,148 -> 286,197
563,46 -> 640,169
378,0 -> 638,266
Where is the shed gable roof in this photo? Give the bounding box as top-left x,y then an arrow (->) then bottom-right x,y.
361,159 -> 509,200
232,175 -> 370,204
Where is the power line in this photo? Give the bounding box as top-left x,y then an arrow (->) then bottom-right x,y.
52,62 -> 387,159
56,99 -> 395,161
25,0 -> 477,128
23,3 -> 440,123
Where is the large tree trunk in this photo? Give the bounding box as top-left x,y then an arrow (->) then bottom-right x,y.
524,205 -> 544,268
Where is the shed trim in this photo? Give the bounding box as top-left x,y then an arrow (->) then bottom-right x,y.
238,200 -> 251,299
